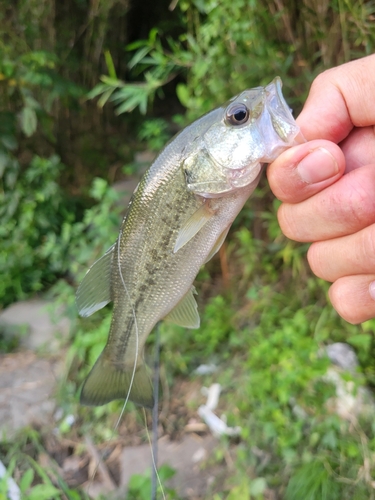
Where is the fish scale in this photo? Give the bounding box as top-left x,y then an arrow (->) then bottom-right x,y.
76,77 -> 303,408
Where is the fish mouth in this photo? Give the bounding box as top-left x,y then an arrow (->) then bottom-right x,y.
273,77 -> 289,111
265,77 -> 304,144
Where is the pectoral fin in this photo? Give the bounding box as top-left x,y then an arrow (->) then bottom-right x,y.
174,204 -> 213,253
164,287 -> 200,329
204,227 -> 230,264
80,353 -> 154,408
76,243 -> 115,317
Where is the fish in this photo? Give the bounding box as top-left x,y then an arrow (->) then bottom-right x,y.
76,77 -> 302,409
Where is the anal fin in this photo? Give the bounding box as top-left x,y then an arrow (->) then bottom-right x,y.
204,227 -> 230,264
164,287 -> 200,329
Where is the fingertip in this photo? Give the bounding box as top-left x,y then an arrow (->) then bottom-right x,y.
276,202 -> 306,242
329,275 -> 375,324
306,242 -> 327,281
267,140 -> 345,203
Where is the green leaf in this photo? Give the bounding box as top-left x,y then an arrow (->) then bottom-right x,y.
347,333 -> 371,352
24,95 -> 40,110
250,477 -> 267,496
128,46 -> 152,70
87,83 -> 109,100
0,150 -> 9,176
176,83 -> 189,107
97,88 -> 116,108
104,50 -> 117,78
20,107 -> 37,137
19,468 -> 34,492
226,479 -> 250,500
1,135 -> 17,151
100,75 -> 124,87
28,483 -> 60,500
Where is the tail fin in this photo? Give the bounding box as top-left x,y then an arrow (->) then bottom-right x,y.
80,353 -> 154,408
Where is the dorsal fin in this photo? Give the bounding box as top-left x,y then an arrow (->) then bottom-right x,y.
76,243 -> 115,317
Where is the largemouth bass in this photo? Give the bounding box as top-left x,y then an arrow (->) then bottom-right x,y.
76,78 -> 302,408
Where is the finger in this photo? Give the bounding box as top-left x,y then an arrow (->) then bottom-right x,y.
278,164 -> 375,242
340,126 -> 375,173
307,224 -> 375,282
267,140 -> 345,203
297,54 -> 375,143
329,275 -> 375,324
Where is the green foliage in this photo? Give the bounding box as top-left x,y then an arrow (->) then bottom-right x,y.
159,200 -> 374,497
138,118 -> 171,152
0,428 -> 86,500
0,145 -> 121,305
285,461 -> 340,500
127,465 -> 177,500
0,154 -> 76,304
0,323 -> 26,353
90,0 -> 375,118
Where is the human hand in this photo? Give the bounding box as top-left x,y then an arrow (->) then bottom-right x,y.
267,55 -> 375,324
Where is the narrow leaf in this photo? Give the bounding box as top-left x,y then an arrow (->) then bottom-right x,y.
104,50 -> 117,78
128,46 -> 152,70
20,107 -> 37,137
87,83 -> 108,100
97,88 -> 116,108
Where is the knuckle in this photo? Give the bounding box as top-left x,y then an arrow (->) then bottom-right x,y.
327,167 -> 375,231
310,68 -> 337,94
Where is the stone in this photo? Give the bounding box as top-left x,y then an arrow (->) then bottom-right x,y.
326,342 -> 359,373
0,351 -> 57,438
0,299 -> 70,352
119,434 -> 217,498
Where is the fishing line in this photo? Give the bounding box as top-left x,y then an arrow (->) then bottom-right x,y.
143,408 -> 166,500
116,233 -> 166,500
151,322 -> 161,500
115,230 -> 140,431
87,233 -> 140,492
88,235 -> 165,498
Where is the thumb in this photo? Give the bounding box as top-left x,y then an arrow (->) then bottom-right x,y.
267,140 -> 345,204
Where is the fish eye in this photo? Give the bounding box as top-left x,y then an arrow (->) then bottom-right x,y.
225,103 -> 250,126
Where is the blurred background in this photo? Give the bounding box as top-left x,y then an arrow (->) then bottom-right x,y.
1,0 -> 375,498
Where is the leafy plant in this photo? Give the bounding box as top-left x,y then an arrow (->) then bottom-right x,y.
127,465 -> 177,500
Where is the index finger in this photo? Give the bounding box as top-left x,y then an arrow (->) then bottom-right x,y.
297,54 -> 375,143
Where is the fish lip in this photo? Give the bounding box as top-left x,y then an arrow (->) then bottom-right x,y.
273,77 -> 289,109
267,76 -> 292,117
265,76 -> 303,145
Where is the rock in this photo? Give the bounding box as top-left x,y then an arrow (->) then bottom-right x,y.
326,342 -> 359,373
0,299 -> 70,352
324,343 -> 374,420
0,352 -> 58,438
119,434 -> 217,498
324,367 -> 375,420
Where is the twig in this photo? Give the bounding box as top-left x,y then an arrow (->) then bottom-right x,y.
84,436 -> 116,492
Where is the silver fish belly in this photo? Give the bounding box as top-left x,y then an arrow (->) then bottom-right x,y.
76,77 -> 303,408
